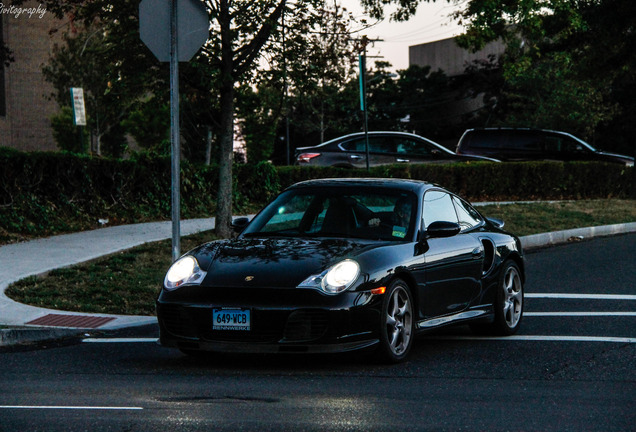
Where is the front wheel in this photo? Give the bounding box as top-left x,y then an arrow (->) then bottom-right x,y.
492,260 -> 524,335
377,279 -> 414,363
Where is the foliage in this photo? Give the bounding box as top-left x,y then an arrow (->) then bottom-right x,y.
0,150 -> 632,242
455,0 -> 636,154
41,3 -> 161,158
249,2 -> 363,163
50,106 -> 89,153
236,83 -> 282,163
121,99 -> 171,156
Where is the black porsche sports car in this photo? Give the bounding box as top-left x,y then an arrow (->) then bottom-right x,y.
157,178 -> 525,362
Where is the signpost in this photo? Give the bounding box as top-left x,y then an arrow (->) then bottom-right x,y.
139,0 -> 208,262
70,87 -> 86,153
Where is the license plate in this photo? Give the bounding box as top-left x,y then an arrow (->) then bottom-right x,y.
213,309 -> 250,331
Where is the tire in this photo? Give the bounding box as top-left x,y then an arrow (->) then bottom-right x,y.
493,260 -> 524,335
471,260 -> 524,335
377,279 -> 414,363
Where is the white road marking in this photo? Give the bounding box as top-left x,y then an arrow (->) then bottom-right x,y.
424,335 -> 636,343
525,312 -> 636,317
82,338 -> 158,343
0,406 -> 143,410
526,293 -> 636,300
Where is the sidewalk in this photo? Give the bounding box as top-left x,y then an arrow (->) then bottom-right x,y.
0,218 -> 216,343
1,217 -> 635,346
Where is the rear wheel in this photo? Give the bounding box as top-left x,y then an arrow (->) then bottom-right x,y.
377,279 -> 414,363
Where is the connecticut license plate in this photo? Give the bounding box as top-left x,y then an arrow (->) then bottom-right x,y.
213,308 -> 250,331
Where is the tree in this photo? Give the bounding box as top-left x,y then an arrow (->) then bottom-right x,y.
264,1 -> 362,158
35,0 -> 327,238
36,0 -> 168,157
454,0 -> 634,149
234,2 -> 363,164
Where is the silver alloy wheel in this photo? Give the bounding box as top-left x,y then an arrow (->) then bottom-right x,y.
385,285 -> 413,356
502,265 -> 523,328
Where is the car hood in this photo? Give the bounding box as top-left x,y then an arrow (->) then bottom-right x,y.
190,237 -> 381,288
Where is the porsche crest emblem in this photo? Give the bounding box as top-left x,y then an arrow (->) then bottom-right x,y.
244,276 -> 255,282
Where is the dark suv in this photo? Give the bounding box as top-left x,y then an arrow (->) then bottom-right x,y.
295,131 -> 497,168
456,128 -> 634,166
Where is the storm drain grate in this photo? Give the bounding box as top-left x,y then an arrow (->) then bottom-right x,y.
26,314 -> 115,329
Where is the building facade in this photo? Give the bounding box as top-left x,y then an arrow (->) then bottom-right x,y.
409,37 -> 505,78
408,37 -> 505,141
0,3 -> 64,152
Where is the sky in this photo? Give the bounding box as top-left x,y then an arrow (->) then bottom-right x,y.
339,0 -> 466,70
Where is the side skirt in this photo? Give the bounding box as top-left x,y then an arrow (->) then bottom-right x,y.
416,305 -> 492,330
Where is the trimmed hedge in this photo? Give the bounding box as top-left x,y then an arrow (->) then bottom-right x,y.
0,147 -> 632,237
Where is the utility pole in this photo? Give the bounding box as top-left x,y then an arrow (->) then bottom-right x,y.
282,8 -> 291,165
355,36 -> 383,171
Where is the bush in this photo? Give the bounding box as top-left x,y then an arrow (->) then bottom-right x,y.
0,149 -> 632,238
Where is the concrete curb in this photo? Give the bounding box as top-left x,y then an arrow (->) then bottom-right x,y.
0,327 -> 84,347
520,222 -> 636,250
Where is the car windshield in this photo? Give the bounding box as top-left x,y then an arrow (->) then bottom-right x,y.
242,187 -> 417,241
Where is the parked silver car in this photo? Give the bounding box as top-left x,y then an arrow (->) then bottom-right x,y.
295,131 -> 497,168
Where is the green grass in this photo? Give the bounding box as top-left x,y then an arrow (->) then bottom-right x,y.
5,199 -> 635,316
478,199 -> 636,236
5,231 -> 215,316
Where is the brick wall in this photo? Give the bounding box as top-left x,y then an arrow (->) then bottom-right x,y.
0,3 -> 64,152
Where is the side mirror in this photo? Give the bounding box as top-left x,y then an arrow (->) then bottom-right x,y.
426,221 -> 461,238
231,217 -> 250,233
486,217 -> 505,229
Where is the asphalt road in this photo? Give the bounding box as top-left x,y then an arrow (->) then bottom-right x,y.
1,234 -> 634,431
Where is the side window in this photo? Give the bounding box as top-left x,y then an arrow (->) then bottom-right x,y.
452,197 -> 483,231
369,137 -> 395,154
544,136 -> 563,153
510,132 -> 541,151
341,139 -> 365,152
561,136 -> 586,154
422,191 -> 458,230
469,131 -> 504,149
396,139 -> 432,156
341,137 -> 396,154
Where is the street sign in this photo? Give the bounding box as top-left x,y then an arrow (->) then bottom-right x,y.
70,87 -> 86,126
139,0 -> 208,261
139,0 -> 208,62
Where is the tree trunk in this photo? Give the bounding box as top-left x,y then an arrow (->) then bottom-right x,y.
215,82 -> 234,238
215,1 -> 235,239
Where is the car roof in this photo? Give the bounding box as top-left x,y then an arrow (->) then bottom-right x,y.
461,127 -> 597,151
286,177 -> 436,193
466,127 -> 575,136
303,131 -> 443,150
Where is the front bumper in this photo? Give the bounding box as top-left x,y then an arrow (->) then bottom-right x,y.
156,289 -> 383,354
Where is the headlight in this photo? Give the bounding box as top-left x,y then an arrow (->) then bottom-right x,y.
164,256 -> 207,290
298,259 -> 360,295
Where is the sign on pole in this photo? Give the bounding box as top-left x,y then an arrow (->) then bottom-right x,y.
70,87 -> 87,126
139,0 -> 208,62
139,0 -> 208,262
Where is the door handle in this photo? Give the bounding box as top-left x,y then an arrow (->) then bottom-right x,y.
471,247 -> 483,259
350,155 -> 363,160
396,158 -> 410,163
